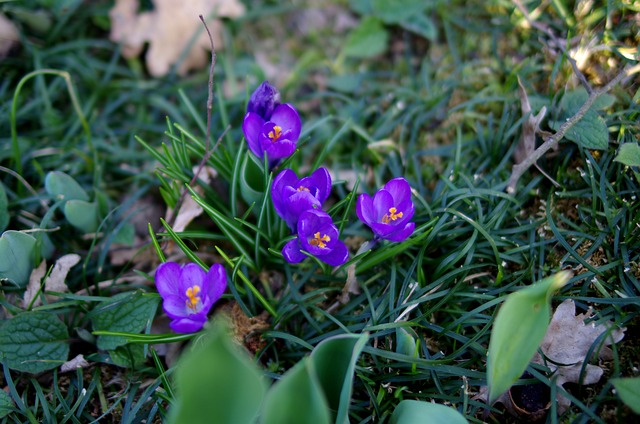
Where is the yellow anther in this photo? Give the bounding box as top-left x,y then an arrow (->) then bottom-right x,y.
382,207 -> 403,224
309,232 -> 330,248
268,125 -> 283,142
297,186 -> 310,192
185,285 -> 201,311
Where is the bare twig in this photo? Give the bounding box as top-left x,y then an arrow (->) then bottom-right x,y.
165,15 -> 221,229
507,65 -> 635,193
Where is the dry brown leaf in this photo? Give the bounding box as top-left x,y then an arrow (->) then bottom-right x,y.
45,253 -> 81,294
0,13 -> 19,59
60,354 -> 89,373
169,166 -> 218,233
23,260 -> 48,309
514,76 -> 547,164
476,299 -> 626,419
532,299 -> 625,413
109,0 -> 244,77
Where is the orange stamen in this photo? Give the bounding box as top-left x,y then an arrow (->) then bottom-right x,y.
309,232 -> 330,248
268,125 -> 283,142
382,207 -> 403,224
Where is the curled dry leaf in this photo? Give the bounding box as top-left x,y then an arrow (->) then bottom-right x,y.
514,76 -> 547,165
0,13 -> 19,58
532,299 -> 625,413
476,299 -> 625,419
23,260 -> 48,309
45,253 -> 81,293
24,254 -> 81,308
60,354 -> 89,373
169,166 -> 218,233
109,0 -> 245,77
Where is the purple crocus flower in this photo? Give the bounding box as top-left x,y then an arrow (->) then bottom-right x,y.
242,81 -> 301,164
247,81 -> 281,119
272,167 -> 332,231
356,177 -> 415,242
155,262 -> 227,333
283,209 -> 349,267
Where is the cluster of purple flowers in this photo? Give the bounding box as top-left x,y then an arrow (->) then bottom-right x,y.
272,167 -> 349,266
245,82 -> 416,266
155,81 -> 417,333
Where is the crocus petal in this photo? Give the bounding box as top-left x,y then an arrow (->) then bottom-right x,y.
282,238 -> 306,264
384,222 -> 415,242
272,169 -> 299,219
162,295 -> 188,320
317,241 -> 349,266
270,104 -> 301,141
309,167 -> 331,203
247,81 -> 280,119
384,178 -> 411,203
372,190 -> 395,221
297,209 -> 331,238
155,262 -> 182,298
369,221 -> 399,237
242,112 -> 265,157
170,316 -> 207,333
178,263 -> 207,294
204,264 -> 227,305
356,193 -> 374,226
264,138 -> 296,160
395,199 -> 415,223
285,191 -> 322,226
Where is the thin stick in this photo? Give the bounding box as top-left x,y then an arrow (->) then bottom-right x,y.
507,65 -> 635,193
165,15 -> 220,229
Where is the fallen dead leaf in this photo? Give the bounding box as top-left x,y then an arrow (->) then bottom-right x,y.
44,253 -> 81,293
169,166 -> 218,233
476,299 -> 625,419
23,260 -> 48,308
514,76 -> 547,164
60,354 -> 89,373
532,299 -> 625,413
109,0 -> 244,77
0,13 -> 19,59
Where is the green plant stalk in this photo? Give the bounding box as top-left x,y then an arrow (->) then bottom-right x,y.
148,223 -> 166,262
10,69 -> 95,190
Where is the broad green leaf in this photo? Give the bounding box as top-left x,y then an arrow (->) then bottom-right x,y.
168,319 -> 267,424
614,143 -> 640,167
396,327 -> 417,357
63,199 -> 101,233
611,377 -> 640,414
550,110 -> 609,150
390,400 -> 468,424
487,271 -> 571,404
91,291 -> 159,350
343,17 -> 388,58
262,357 -> 331,424
561,88 -> 615,112
112,222 -> 136,246
109,344 -> 146,368
0,230 -> 37,287
44,171 -> 89,202
311,333 -> 369,424
0,182 -> 8,233
0,389 -> 14,418
400,14 -> 437,41
371,0 -> 427,23
0,311 -> 69,373
239,153 -> 266,207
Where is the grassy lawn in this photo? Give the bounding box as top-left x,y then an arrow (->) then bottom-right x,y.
1,0 -> 639,423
